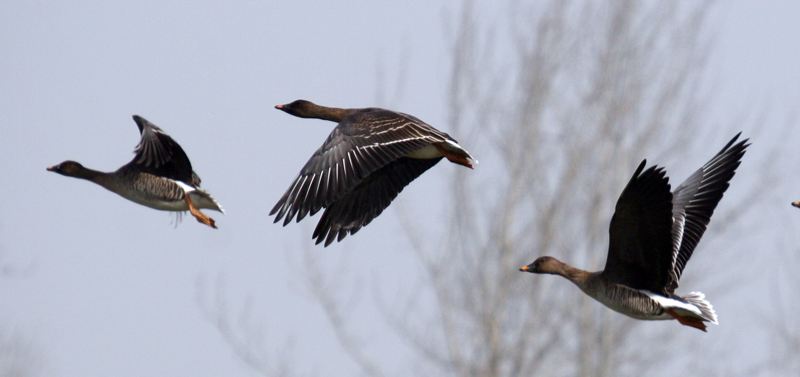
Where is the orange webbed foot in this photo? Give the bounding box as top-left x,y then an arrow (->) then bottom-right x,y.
185,195 -> 218,229
666,309 -> 707,332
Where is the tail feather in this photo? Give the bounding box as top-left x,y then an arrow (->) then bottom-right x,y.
682,291 -> 718,324
188,189 -> 225,213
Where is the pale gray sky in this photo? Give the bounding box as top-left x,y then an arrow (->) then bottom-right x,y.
1,1 -> 798,376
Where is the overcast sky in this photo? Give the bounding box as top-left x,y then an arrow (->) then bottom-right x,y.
1,1 -> 799,376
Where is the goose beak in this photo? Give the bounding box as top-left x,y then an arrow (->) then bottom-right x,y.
46,165 -> 56,172
519,265 -> 530,272
792,200 -> 800,208
274,104 -> 284,110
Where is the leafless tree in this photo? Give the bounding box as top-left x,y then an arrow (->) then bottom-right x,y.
196,275 -> 305,377
758,228 -> 800,376
0,229 -> 43,377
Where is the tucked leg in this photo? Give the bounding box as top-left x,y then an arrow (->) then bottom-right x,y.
185,194 -> 217,229
434,143 -> 474,169
666,309 -> 707,332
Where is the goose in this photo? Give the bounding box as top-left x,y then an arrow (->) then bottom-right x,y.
271,100 -> 476,246
47,115 -> 223,228
520,133 -> 749,331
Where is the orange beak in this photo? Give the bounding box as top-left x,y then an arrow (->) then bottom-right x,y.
519,265 -> 530,272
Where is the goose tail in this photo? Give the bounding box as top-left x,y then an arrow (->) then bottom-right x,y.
682,291 -> 718,325
188,189 -> 225,214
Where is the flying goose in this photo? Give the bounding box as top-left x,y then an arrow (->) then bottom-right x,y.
520,133 -> 749,331
47,115 -> 223,228
271,100 -> 476,246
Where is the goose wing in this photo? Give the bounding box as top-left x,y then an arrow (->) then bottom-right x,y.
604,160 -> 674,294
127,115 -> 198,186
270,109 -> 451,226
311,157 -> 441,246
666,133 -> 749,293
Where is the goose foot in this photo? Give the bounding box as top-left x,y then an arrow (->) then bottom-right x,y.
185,195 -> 217,229
434,143 -> 474,169
666,309 -> 707,332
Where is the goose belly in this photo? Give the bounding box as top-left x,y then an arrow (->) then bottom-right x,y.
590,285 -> 672,321
122,191 -> 221,212
103,174 -> 190,212
100,172 -> 223,213
115,189 -> 189,211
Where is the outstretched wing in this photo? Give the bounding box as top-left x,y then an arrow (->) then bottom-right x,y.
603,160 -> 675,294
127,115 -> 197,185
667,133 -> 749,293
311,157 -> 441,246
270,109 -> 451,226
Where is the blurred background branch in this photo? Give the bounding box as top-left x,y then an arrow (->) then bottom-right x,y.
0,330 -> 43,377
196,275 -> 302,377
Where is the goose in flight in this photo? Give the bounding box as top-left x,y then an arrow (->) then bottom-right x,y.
271,100 -> 476,246
520,133 -> 749,331
47,115 -> 223,228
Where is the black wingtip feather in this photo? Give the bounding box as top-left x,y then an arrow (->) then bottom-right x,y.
268,198 -> 283,216
324,228 -> 337,247
132,115 -> 146,132
336,229 -> 348,243
282,211 -> 294,226
722,132 -> 741,150
635,159 -> 647,174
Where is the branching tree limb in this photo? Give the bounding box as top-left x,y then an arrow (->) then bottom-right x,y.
196,275 -> 301,377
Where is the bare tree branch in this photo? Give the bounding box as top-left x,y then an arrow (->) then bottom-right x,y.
301,248 -> 386,377
0,330 -> 43,377
196,275 -> 302,377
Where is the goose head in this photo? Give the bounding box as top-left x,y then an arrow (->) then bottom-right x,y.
47,160 -> 86,177
275,100 -> 317,118
519,256 -> 564,275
